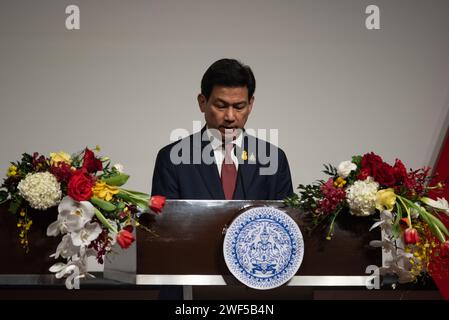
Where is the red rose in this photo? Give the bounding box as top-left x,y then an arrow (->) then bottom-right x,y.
404,228 -> 420,245
82,148 -> 103,173
149,195 -> 166,214
67,169 -> 94,201
393,159 -> 409,185
116,228 -> 135,249
357,168 -> 370,180
360,152 -> 384,177
372,162 -> 396,187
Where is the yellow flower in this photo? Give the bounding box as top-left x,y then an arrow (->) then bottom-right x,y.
7,165 -> 17,177
376,188 -> 397,211
49,151 -> 72,165
333,177 -> 346,188
241,150 -> 248,161
92,181 -> 119,202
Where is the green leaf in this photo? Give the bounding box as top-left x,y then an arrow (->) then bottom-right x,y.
120,188 -> 150,198
351,155 -> 362,166
394,202 -> 403,226
398,196 -> 446,243
8,198 -> 22,214
116,191 -> 149,211
0,190 -> 8,204
90,197 -> 116,212
392,224 -> 401,238
419,208 -> 445,243
134,199 -> 149,211
425,211 -> 449,238
101,174 -> 129,186
284,194 -> 300,207
94,208 -> 117,233
116,191 -> 138,206
391,203 -> 403,239
117,202 -> 126,211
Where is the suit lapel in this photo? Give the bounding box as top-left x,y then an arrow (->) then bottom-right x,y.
196,128 -> 225,199
234,134 -> 258,199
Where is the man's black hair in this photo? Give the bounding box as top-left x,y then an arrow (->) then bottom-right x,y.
201,58 -> 256,101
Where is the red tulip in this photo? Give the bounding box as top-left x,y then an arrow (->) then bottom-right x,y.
116,228 -> 135,249
400,218 -> 411,228
149,195 -> 166,214
440,241 -> 449,258
404,228 -> 420,245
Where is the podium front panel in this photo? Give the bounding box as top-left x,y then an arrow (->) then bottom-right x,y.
134,200 -> 381,277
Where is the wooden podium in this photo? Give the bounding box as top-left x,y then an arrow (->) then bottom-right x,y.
0,201 -> 442,299
104,200 -> 385,299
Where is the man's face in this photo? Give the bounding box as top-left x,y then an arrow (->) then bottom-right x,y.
198,86 -> 254,139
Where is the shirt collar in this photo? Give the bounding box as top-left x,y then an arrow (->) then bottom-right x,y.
206,126 -> 244,150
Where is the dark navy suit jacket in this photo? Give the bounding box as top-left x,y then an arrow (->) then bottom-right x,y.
151,127 -> 293,200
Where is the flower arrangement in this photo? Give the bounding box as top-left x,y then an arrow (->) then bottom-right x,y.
285,152 -> 449,283
0,147 -> 166,288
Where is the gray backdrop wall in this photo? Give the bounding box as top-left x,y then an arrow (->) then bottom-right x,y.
1,0 -> 449,195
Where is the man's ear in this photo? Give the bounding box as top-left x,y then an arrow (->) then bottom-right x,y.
198,94 -> 207,113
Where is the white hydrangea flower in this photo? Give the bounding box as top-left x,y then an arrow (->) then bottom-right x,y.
17,172 -> 62,210
337,160 -> 357,178
346,177 -> 379,216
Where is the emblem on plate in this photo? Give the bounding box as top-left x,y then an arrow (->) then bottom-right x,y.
223,206 -> 304,289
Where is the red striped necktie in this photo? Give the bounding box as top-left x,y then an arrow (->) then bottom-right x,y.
221,143 -> 237,200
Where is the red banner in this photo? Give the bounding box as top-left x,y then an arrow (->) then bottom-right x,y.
429,126 -> 449,299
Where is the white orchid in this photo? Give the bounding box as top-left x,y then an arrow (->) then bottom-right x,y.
71,221 -> 102,247
107,220 -> 118,246
47,196 -> 104,289
369,210 -> 393,233
49,247 -> 96,289
421,197 -> 449,215
51,234 -> 80,259
50,261 -> 85,290
47,196 -> 95,236
113,163 -> 124,173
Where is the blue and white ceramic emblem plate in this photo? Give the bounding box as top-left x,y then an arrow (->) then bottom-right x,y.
223,206 -> 304,290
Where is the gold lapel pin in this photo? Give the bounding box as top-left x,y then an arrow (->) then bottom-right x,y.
241,150 -> 248,161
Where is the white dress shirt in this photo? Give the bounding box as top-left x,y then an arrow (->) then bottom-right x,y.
206,128 -> 243,177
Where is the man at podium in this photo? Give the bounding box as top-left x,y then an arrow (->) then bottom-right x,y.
151,58 -> 294,201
